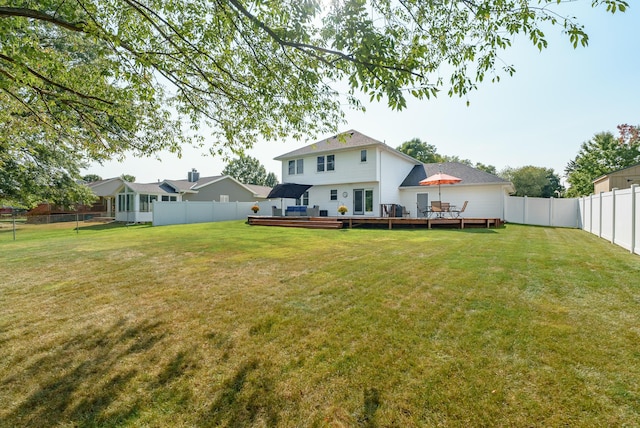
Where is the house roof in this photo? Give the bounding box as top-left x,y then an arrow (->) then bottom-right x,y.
163,175 -> 224,193
245,184 -> 273,198
274,130 -> 419,165
400,162 -> 512,187
124,182 -> 176,194
593,162 -> 640,183
86,177 -> 122,188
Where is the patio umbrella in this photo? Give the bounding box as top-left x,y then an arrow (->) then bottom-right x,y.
419,172 -> 462,202
267,183 -> 313,199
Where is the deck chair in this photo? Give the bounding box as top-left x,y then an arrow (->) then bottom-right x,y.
429,201 -> 443,218
401,206 -> 410,217
451,201 -> 468,218
271,205 -> 282,216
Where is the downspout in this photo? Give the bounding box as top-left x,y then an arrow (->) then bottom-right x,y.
378,147 -> 383,212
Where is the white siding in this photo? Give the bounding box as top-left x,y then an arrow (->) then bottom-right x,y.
280,146 -> 379,185
378,148 -> 418,205
400,184 -> 510,219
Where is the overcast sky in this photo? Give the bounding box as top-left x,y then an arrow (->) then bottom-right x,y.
84,3 -> 640,184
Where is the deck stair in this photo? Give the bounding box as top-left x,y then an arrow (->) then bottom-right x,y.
248,216 -> 343,229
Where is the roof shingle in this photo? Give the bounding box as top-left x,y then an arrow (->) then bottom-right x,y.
400,162 -> 510,187
274,130 -> 385,160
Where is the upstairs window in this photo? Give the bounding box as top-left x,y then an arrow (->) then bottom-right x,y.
317,154 -> 335,172
361,150 -> 367,162
289,159 -> 304,175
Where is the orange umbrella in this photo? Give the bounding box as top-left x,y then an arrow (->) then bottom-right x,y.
419,172 -> 462,202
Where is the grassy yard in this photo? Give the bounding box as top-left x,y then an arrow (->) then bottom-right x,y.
1,221 -> 639,427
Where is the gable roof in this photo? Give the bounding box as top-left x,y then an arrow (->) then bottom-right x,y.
162,175 -> 224,193
123,182 -> 176,194
593,162 -> 640,183
244,184 -> 273,198
400,162 -> 512,187
163,175 -> 272,197
86,177 -> 122,188
274,130 -> 420,165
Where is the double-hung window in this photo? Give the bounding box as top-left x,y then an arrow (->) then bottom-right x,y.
317,154 -> 335,172
327,155 -> 335,171
330,189 -> 337,201
296,191 -> 309,206
289,159 -> 304,175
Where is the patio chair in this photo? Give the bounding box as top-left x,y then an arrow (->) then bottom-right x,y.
451,201 -> 468,218
429,201 -> 443,218
307,205 -> 320,217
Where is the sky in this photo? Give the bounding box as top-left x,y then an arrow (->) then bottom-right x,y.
84,2 -> 640,185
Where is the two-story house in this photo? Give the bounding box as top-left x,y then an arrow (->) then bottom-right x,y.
274,130 -> 514,219
274,130 -> 421,216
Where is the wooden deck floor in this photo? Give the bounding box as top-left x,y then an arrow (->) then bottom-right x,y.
248,216 -> 503,230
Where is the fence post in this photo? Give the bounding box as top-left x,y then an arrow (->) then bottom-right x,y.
589,194 -> 593,233
598,192 -> 603,239
523,196 -> 527,224
549,197 -> 554,227
632,185 -> 637,254
611,188 -> 617,245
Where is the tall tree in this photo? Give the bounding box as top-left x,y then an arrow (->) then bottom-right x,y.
396,138 -> 441,163
501,165 -> 564,197
0,1 -> 628,206
0,134 -> 96,208
265,172 -> 279,188
475,163 -> 498,175
82,174 -> 102,183
223,156 -> 278,186
565,129 -> 640,197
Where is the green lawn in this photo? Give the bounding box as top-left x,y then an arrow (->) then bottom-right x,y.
1,221 -> 639,427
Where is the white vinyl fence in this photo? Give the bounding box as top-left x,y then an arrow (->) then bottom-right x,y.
505,196 -> 580,228
153,200 -> 277,226
505,186 -> 640,256
578,185 -> 639,255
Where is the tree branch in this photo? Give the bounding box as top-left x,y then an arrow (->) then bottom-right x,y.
226,0 -> 424,79
0,6 -> 86,32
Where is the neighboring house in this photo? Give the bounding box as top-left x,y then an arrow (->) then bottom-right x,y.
109,169 -> 272,223
87,177 -> 125,217
593,163 -> 640,194
274,130 -> 514,218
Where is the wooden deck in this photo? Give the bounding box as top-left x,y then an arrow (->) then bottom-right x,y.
248,216 -> 503,230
